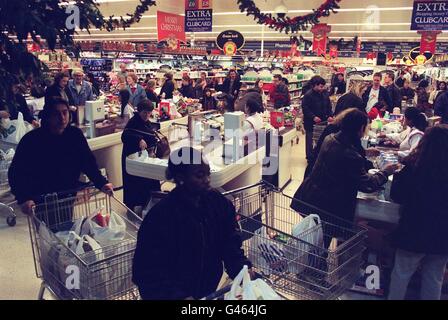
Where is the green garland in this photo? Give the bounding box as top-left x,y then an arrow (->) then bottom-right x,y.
237,0 -> 342,34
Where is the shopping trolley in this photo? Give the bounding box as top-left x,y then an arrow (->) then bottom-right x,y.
0,158 -> 17,226
223,182 -> 367,300
28,187 -> 142,300
312,122 -> 328,148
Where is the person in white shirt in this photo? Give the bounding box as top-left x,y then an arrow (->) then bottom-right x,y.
242,98 -> 264,134
119,89 -> 135,121
381,107 -> 427,159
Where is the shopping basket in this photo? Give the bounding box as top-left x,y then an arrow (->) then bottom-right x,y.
28,187 -> 141,300
223,182 -> 367,300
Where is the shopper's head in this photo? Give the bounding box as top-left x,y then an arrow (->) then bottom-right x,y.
146,80 -> 156,91
119,63 -> 127,72
245,98 -> 262,115
372,73 -> 382,89
403,80 -> 411,89
204,87 -> 212,97
41,97 -> 70,134
349,82 -> 366,99
166,147 -> 211,193
333,108 -> 357,124
54,72 -> 70,89
255,79 -> 264,91
119,89 -> 131,117
340,109 -> 369,139
137,100 -> 154,122
127,73 -> 138,86
384,72 -> 394,85
418,79 -> 429,89
201,72 -> 207,81
229,69 -> 238,81
145,74 -> 151,80
404,107 -> 428,132
282,77 -> 289,85
273,74 -> 282,86
438,81 -> 447,91
72,69 -> 84,85
337,73 -> 344,82
182,75 -> 191,86
404,125 -> 448,183
309,76 -> 326,94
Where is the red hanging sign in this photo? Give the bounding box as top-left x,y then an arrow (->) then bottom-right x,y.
157,11 -> 186,44
311,24 -> 331,56
356,38 -> 362,55
419,31 -> 441,55
366,52 -> 377,60
329,44 -> 338,59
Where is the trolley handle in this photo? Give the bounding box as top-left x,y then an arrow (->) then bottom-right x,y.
221,180 -> 278,196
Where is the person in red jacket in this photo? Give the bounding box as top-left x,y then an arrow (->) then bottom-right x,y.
269,74 -> 290,109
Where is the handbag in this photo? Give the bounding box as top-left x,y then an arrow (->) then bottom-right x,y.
153,130 -> 171,159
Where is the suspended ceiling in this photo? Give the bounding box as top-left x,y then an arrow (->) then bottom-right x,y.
75,0 -> 448,42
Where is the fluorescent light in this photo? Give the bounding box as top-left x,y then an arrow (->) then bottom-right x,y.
75,32 -> 157,36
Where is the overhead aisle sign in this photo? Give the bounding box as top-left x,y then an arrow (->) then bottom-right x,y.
185,0 -> 213,32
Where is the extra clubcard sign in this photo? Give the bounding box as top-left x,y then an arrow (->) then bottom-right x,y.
185,0 -> 213,32
411,1 -> 448,31
157,11 -> 186,49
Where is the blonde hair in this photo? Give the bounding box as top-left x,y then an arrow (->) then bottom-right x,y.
350,82 -> 365,98
72,69 -> 84,76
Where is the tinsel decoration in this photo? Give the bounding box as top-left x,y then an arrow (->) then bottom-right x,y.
237,0 -> 342,34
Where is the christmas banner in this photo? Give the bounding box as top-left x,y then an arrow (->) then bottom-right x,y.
419,30 -> 441,54
185,0 -> 213,32
157,11 -> 186,48
311,24 -> 331,56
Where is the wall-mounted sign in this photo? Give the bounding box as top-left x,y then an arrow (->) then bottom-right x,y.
185,0 -> 213,32
411,1 -> 448,31
216,30 -> 245,56
157,11 -> 186,49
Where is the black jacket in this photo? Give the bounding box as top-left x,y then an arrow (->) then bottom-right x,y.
332,80 -> 346,95
386,84 -> 402,111
179,84 -> 195,99
334,93 -> 365,115
292,132 -> 388,222
146,90 -> 160,108
132,187 -> 251,300
160,81 -> 175,100
435,91 -> 448,124
201,96 -> 217,111
362,86 -> 393,113
44,84 -> 74,106
390,165 -> 448,254
399,87 -> 415,101
8,126 -> 107,204
121,113 -> 159,208
1,93 -> 36,123
235,89 -> 263,112
301,90 -> 332,131
395,77 -> 405,88
222,78 -> 242,100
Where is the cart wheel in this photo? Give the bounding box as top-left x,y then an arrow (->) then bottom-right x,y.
6,215 -> 16,227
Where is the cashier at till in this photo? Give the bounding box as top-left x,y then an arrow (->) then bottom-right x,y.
380,107 -> 427,159
242,98 -> 264,133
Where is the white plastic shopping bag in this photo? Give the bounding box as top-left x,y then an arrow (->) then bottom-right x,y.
225,265 -> 282,300
81,208 -> 126,246
286,214 -> 324,274
1,112 -> 28,143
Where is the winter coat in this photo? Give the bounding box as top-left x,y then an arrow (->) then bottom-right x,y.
334,93 -> 365,116
362,86 -> 393,113
132,187 -> 251,300
386,84 -> 402,111
301,89 -> 332,131
127,84 -> 147,108
66,80 -> 94,106
179,84 -> 195,99
435,91 -> 448,124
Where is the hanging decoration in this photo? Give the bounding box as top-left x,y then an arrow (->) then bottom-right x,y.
236,0 -> 342,34
103,0 -> 157,31
311,24 -> 331,56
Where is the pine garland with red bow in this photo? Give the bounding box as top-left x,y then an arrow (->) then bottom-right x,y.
237,0 -> 342,34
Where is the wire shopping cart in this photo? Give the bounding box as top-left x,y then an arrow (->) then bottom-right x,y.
28,187 -> 142,300
223,182 -> 367,300
0,158 -> 17,226
312,122 -> 328,148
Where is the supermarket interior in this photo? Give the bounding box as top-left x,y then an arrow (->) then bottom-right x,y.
1,0 -> 448,301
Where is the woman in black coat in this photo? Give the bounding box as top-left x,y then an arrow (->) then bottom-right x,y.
178,75 -> 195,99
334,82 -> 366,116
159,73 -> 175,100
291,110 -> 397,239
121,100 -> 160,212
132,147 -> 252,300
388,125 -> 448,300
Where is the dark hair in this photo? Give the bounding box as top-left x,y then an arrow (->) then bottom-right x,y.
282,77 -> 289,85
54,72 -> 69,86
146,73 -> 152,78
31,86 -> 45,98
253,79 -> 263,94
246,98 -> 263,114
137,99 -> 154,113
418,79 -> 429,89
385,71 -> 395,81
164,73 -> 173,81
437,81 -> 447,90
309,75 -> 326,87
404,107 -> 428,132
182,75 -> 191,83
273,74 -> 283,81
340,109 -> 369,136
166,147 -> 208,183
373,72 -> 382,80
119,89 -> 131,117
403,125 -> 448,183
41,97 -> 70,126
